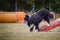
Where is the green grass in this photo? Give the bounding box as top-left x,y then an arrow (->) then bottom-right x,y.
0,23 -> 60,40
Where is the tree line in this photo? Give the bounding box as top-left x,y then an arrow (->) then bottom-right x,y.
0,0 -> 60,13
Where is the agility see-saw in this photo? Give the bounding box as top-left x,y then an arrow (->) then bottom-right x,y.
40,18 -> 60,32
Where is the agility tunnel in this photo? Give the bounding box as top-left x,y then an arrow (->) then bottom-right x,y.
0,12 -> 25,23
40,19 -> 60,32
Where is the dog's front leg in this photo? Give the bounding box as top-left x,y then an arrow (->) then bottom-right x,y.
29,24 -> 34,32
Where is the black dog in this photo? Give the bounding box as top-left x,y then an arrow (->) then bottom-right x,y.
24,9 -> 51,32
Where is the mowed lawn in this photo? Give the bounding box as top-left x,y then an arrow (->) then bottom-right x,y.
0,23 -> 60,40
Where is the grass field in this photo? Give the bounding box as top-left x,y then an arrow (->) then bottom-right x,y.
0,23 -> 60,40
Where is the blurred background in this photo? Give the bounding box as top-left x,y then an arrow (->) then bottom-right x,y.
0,0 -> 60,12
0,0 -> 60,23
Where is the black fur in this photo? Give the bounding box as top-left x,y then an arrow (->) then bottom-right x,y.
24,9 -> 51,32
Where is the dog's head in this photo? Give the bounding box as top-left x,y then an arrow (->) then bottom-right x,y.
24,15 -> 30,21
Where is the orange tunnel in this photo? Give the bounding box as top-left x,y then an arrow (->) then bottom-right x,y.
0,12 -> 25,23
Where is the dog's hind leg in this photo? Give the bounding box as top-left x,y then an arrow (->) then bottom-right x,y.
44,18 -> 50,26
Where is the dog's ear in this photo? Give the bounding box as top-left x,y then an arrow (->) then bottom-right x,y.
24,15 -> 30,21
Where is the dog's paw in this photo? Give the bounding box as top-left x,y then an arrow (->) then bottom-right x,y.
46,24 -> 50,27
